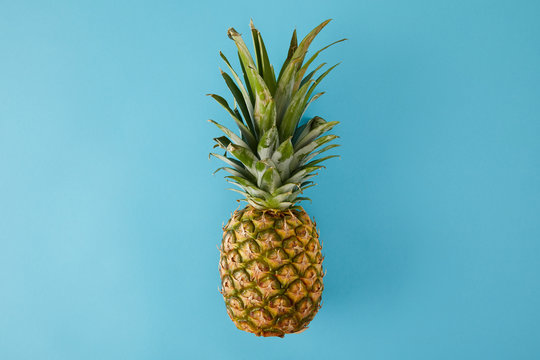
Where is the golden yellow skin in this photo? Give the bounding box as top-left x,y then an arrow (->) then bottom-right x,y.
219,205 -> 324,337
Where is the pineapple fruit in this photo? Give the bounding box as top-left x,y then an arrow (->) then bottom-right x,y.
210,19 -> 344,337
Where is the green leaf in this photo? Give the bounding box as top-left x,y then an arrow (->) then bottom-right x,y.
294,134 -> 339,164
250,20 -> 263,75
306,63 -> 340,100
255,97 -> 277,134
293,19 -> 333,66
259,166 -> 281,193
254,160 -> 267,186
302,155 -> 339,168
293,197 -> 312,204
237,52 -> 255,105
208,119 -> 250,149
302,144 -> 341,164
213,166 -> 247,177
207,94 -> 257,149
299,182 -> 316,191
293,91 -> 325,131
274,19 -> 332,120
255,160 -> 267,173
258,34 -> 276,93
295,118 -> 339,149
220,70 -> 255,135
273,57 -> 300,122
299,62 -> 326,88
295,38 -> 346,89
209,153 -> 253,179
264,198 -> 294,210
273,182 -> 300,195
277,29 -> 297,82
295,173 -> 318,185
227,143 -> 259,175
272,191 -> 295,204
245,196 -> 268,209
287,166 -> 321,183
271,137 -> 295,179
207,93 -> 237,118
294,116 -> 325,143
227,187 -> 251,198
251,20 -> 276,93
228,28 -> 275,134
227,176 -> 270,198
213,136 -> 232,150
257,126 -> 278,160
220,52 -> 255,127
233,106 -> 242,121
279,80 -> 312,139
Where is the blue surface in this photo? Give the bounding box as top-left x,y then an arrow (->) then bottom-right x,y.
1,1 -> 539,359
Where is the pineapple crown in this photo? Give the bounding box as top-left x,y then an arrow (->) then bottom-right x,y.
209,19 -> 345,210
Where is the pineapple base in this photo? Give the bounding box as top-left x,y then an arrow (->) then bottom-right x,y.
219,205 -> 324,337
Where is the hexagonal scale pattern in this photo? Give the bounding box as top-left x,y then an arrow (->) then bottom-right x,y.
219,206 -> 324,337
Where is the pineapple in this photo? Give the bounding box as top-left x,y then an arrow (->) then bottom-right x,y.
210,19 -> 344,337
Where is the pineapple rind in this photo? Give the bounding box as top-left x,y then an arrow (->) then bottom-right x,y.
219,206 -> 323,337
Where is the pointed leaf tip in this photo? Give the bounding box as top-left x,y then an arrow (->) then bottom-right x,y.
227,28 -> 240,39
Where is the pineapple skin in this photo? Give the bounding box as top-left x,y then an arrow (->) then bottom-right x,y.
219,205 -> 324,337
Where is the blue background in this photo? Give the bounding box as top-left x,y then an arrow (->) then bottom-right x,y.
1,0 -> 539,359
